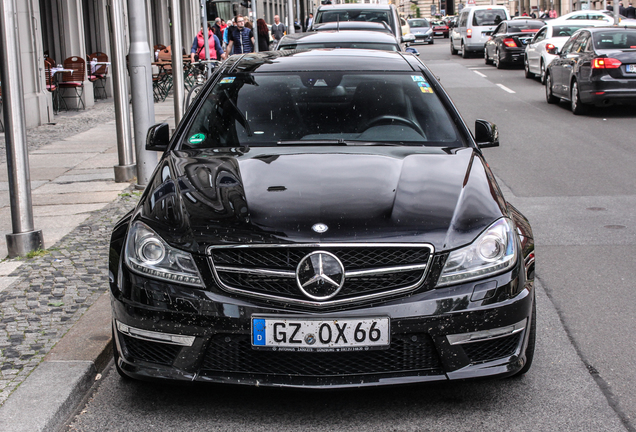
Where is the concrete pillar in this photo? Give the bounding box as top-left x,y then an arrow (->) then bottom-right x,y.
94,0 -> 114,98
59,0 -> 94,109
18,0 -> 50,127
153,0 -> 171,46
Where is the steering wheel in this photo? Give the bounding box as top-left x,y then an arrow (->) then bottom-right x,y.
361,115 -> 425,138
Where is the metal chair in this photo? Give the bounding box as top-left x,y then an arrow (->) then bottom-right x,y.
59,56 -> 86,110
88,52 -> 109,99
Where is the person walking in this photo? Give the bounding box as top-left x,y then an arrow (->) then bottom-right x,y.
627,3 -> 636,18
271,15 -> 286,45
227,15 -> 255,55
190,24 -> 226,64
304,13 -> 313,31
223,19 -> 234,50
257,18 -> 270,52
620,1 -> 628,15
212,17 -> 223,41
548,8 -> 558,18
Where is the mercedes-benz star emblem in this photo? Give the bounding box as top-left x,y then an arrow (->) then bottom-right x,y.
312,223 -> 328,233
296,251 -> 345,301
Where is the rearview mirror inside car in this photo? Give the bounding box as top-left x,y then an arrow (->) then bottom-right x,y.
475,119 -> 499,148
146,123 -> 170,152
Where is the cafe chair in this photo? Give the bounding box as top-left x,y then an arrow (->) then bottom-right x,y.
59,56 -> 86,110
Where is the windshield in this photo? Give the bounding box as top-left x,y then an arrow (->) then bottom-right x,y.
182,72 -> 462,149
551,25 -> 589,37
593,30 -> 636,50
473,9 -> 507,26
408,19 -> 430,28
315,9 -> 395,33
278,42 -> 399,51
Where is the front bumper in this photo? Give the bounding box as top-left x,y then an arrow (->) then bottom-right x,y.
111,261 -> 534,388
413,33 -> 433,44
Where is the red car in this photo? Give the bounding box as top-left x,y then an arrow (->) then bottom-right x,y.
432,21 -> 449,38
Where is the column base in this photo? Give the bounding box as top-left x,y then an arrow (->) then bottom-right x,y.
114,164 -> 136,183
6,230 -> 44,258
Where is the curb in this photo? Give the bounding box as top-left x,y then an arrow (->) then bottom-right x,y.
0,292 -> 112,431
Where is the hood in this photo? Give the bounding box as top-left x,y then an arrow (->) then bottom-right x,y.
137,147 -> 507,255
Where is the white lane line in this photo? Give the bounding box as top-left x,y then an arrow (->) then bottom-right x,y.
473,70 -> 487,78
468,67 -> 493,70
497,83 -> 516,93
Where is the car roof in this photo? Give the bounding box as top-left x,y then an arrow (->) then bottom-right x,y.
278,30 -> 399,45
317,4 -> 393,10
225,49 -> 416,73
501,19 -> 544,25
312,21 -> 393,33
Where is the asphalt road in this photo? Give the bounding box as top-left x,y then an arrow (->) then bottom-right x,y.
67,39 -> 636,431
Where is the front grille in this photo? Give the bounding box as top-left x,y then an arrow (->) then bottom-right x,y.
121,334 -> 181,366
462,333 -> 522,364
201,333 -> 442,376
209,245 -> 433,305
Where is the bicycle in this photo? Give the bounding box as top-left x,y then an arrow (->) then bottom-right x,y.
184,60 -> 219,111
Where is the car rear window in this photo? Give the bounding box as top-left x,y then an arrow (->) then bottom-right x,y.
593,30 -> 636,50
278,42 -> 399,51
552,25 -> 589,37
182,73 -> 462,148
472,9 -> 507,26
509,24 -> 542,33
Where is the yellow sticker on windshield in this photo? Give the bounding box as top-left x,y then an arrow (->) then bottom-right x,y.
417,82 -> 433,93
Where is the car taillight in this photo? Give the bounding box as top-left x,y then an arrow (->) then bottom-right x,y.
592,57 -> 622,69
467,29 -> 472,38
545,43 -> 555,50
503,38 -> 517,48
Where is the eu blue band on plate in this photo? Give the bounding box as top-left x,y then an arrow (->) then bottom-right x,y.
253,318 -> 266,345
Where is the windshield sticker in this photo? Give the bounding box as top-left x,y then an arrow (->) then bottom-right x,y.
220,77 -> 236,84
411,75 -> 426,82
417,81 -> 433,93
188,133 -> 206,144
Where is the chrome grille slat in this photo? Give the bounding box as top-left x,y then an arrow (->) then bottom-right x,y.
208,243 -> 434,307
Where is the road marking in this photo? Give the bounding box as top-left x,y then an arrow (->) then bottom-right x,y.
468,67 -> 492,70
473,70 -> 487,78
497,83 -> 516,94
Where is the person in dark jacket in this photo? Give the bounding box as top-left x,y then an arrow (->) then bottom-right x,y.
212,18 -> 223,41
227,15 -> 255,54
627,3 -> 636,18
257,18 -> 269,52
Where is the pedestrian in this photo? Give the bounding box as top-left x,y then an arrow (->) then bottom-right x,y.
628,3 -> 636,18
549,8 -> 557,18
226,15 -> 255,55
271,15 -> 286,44
245,19 -> 253,30
223,19 -> 234,50
620,1 -> 627,15
304,13 -> 314,31
540,9 -> 549,18
608,1 -> 614,11
212,17 -> 223,41
190,23 -> 226,64
256,18 -> 269,52
522,9 -> 528,16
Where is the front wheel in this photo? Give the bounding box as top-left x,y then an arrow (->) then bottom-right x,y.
571,80 -> 588,115
540,60 -> 546,84
545,73 -> 559,104
495,49 -> 504,69
450,38 -> 458,55
524,56 -> 534,78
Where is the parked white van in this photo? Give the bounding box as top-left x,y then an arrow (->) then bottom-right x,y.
450,5 -> 511,57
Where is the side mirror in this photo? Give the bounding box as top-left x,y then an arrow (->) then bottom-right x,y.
546,45 -> 559,55
146,123 -> 170,151
475,119 -> 499,148
402,33 -> 416,43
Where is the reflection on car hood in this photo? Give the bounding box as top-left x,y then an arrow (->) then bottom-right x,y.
138,147 -> 507,255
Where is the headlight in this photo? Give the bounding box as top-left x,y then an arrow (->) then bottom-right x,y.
436,218 -> 517,287
124,221 -> 203,287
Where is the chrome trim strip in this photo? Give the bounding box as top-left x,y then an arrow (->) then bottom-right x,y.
346,264 -> 429,277
446,319 -> 527,346
207,243 -> 435,307
116,320 -> 195,346
215,266 -> 296,278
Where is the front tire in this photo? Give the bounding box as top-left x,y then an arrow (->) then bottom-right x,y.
545,73 -> 559,104
540,60 -> 546,84
495,48 -> 504,69
571,80 -> 588,115
524,56 -> 534,78
450,38 -> 458,55
485,48 -> 493,65
429,38 -> 434,45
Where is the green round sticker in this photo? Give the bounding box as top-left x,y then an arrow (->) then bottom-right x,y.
189,133 -> 206,144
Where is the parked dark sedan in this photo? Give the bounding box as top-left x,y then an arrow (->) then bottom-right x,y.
545,27 -> 636,114
484,19 -> 544,68
109,49 -> 536,388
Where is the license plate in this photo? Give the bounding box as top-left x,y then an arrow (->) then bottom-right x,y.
435,32 -> 442,35
252,316 -> 390,351
627,64 -> 636,73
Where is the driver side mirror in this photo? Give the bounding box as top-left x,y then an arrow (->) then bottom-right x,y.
146,123 -> 170,152
402,33 -> 416,43
475,119 -> 499,148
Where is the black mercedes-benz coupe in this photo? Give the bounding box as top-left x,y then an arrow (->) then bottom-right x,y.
109,49 -> 535,388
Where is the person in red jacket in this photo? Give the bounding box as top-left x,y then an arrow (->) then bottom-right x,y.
190,24 -> 226,63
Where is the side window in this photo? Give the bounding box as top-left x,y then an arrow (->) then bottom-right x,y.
533,28 -> 547,43
459,11 -> 468,27
560,35 -> 577,54
577,32 -> 591,52
570,32 -> 589,53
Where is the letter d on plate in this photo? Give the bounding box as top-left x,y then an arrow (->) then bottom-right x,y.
253,318 -> 266,345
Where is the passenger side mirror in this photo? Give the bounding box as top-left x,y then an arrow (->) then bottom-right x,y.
475,119 -> 499,148
146,123 -> 170,152
402,33 -> 416,43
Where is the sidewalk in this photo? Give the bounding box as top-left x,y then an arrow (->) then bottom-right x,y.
0,99 -> 176,430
